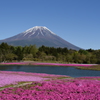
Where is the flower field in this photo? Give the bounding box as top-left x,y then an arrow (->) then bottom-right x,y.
0,71 -> 100,99
0,62 -> 96,67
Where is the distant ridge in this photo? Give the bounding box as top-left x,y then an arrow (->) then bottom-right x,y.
0,26 -> 81,50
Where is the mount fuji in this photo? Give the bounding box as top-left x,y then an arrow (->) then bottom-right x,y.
0,26 -> 81,50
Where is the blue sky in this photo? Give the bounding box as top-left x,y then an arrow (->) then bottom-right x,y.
0,0 -> 100,50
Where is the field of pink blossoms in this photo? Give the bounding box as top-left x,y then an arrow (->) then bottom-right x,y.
0,62 -> 96,67
0,71 -> 100,99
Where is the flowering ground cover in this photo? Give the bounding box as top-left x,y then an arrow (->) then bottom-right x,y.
0,71 -> 100,99
0,62 -> 96,67
0,71 -> 69,88
31,62 -> 96,67
0,71 -> 47,88
1,62 -> 98,71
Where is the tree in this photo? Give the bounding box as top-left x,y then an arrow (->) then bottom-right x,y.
85,53 -> 92,64
28,45 -> 38,57
79,49 -> 88,55
5,53 -> 18,62
15,46 -> 23,61
36,51 -> 46,61
23,54 -> 33,61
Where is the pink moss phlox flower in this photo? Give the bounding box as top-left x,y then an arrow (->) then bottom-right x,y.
1,62 -> 96,67
0,71 -> 100,99
0,78 -> 100,99
0,71 -> 49,87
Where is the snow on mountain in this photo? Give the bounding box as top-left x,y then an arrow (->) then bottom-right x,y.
22,26 -> 56,38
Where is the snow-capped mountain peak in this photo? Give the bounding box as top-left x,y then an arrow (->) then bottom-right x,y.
22,26 -> 56,37
0,26 -> 81,50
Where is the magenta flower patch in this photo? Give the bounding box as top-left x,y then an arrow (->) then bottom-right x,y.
0,71 -> 100,99
0,77 -> 100,99
1,62 -> 96,67
0,71 -> 49,87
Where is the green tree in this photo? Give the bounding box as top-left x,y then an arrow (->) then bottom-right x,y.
5,53 -> 18,62
66,54 -> 73,63
15,46 -> 23,61
36,51 -> 46,61
28,45 -> 38,57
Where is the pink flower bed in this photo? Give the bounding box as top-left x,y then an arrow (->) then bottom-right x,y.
0,71 -> 69,87
0,71 -> 100,99
0,78 -> 100,99
0,71 -> 50,87
0,62 -> 27,65
0,62 -> 96,67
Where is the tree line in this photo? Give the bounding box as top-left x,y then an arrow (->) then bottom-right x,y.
0,42 -> 100,64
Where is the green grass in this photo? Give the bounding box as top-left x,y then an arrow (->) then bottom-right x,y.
77,65 -> 100,71
57,76 -> 73,79
0,81 -> 33,91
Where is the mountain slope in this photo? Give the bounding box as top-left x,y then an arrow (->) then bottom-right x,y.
0,26 -> 81,50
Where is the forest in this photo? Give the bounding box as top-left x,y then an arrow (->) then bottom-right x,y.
0,42 -> 100,64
